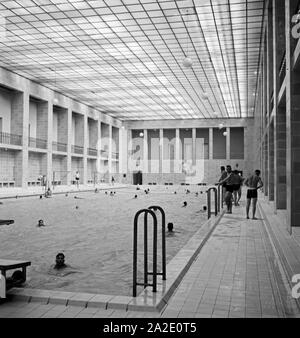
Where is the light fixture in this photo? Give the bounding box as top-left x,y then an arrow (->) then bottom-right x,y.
139,132 -> 144,137
223,131 -> 227,136
53,97 -> 59,105
183,57 -> 193,68
182,9 -> 193,68
218,123 -> 224,129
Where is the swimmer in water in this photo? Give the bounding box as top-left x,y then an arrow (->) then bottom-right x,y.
48,253 -> 79,277
166,222 -> 181,236
37,219 -> 45,227
54,253 -> 66,269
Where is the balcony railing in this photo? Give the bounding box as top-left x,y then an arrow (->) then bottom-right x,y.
88,147 -> 97,156
29,137 -> 47,149
101,149 -> 108,158
0,132 -> 22,146
112,152 -> 119,160
52,141 -> 67,152
72,145 -> 84,154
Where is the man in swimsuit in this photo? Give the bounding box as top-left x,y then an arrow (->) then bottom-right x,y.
232,170 -> 243,206
75,171 -> 80,188
218,166 -> 227,202
244,170 -> 263,220
217,165 -> 235,214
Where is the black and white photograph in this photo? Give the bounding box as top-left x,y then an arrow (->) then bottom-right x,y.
0,0 -> 300,326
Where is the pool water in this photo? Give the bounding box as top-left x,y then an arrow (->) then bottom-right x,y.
0,185 -> 208,296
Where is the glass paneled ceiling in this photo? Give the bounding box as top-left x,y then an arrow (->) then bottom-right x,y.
0,0 -> 265,120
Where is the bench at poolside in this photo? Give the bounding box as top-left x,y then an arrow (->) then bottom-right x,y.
0,259 -> 31,298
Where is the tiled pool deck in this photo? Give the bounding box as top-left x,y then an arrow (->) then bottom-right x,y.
1,191 -> 300,318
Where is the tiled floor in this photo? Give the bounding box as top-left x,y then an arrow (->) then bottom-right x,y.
1,199 -> 299,318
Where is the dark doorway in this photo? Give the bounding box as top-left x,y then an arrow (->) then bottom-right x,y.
133,171 -> 143,185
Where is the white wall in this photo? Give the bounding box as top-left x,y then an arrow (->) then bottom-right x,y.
0,90 -> 11,133
29,101 -> 37,138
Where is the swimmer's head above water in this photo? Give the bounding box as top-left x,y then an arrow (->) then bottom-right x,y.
167,222 -> 174,232
55,252 -> 66,269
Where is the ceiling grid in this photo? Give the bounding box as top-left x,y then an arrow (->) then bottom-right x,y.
0,0 -> 264,120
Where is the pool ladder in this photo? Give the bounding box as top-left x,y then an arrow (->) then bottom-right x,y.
133,206 -> 166,297
206,186 -> 222,219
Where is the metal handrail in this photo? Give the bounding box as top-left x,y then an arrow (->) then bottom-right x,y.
206,187 -> 218,219
88,147 -> 97,156
52,141 -> 67,152
148,205 -> 166,281
72,145 -> 84,154
217,184 -> 222,212
0,131 -> 22,146
112,152 -> 119,159
133,208 -> 158,297
28,137 -> 47,149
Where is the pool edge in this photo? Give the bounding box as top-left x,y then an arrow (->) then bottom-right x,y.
6,210 -> 225,313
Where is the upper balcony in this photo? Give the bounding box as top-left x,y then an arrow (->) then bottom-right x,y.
0,131 -> 22,147
28,137 -> 47,150
52,141 -> 67,153
72,144 -> 84,155
88,147 -> 97,157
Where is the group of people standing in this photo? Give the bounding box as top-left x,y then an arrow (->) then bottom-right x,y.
217,165 -> 263,219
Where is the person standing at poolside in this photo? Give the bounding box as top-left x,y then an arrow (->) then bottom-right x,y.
232,170 -> 244,206
237,172 -> 245,206
218,166 -> 227,202
75,171 -> 80,188
217,165 -> 235,214
244,170 -> 263,220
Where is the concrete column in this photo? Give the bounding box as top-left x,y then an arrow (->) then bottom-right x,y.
262,40 -> 269,190
275,107 -> 287,209
14,90 -> 29,188
82,113 -> 88,185
266,4 -> 274,201
118,127 -> 122,177
285,0 -> 300,231
175,128 -> 180,173
127,129 -> 131,176
209,128 -> 213,160
143,129 -> 148,173
67,107 -> 72,186
46,100 -> 52,185
268,121 -> 275,201
273,0 -> 287,210
192,128 -> 196,166
226,127 -> 230,160
96,119 -> 101,177
159,129 -> 163,174
108,124 -> 112,180
264,134 -> 269,196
